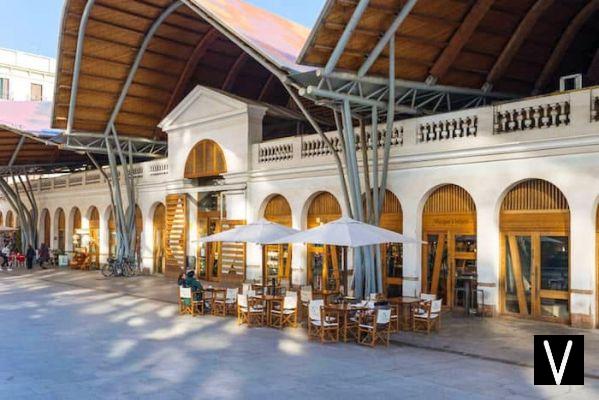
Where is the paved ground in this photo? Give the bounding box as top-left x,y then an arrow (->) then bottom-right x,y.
1,269 -> 598,399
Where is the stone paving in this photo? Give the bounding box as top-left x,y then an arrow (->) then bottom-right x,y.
1,269 -> 598,399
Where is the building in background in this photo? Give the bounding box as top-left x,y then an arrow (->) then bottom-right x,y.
0,48 -> 55,102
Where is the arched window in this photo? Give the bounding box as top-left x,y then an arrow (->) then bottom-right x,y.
184,139 -> 227,179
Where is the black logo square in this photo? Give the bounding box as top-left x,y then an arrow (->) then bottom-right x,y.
534,335 -> 584,385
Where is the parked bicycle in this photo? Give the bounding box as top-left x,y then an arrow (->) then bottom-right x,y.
101,256 -> 141,278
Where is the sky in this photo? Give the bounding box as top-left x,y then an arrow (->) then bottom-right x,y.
0,0 -> 325,58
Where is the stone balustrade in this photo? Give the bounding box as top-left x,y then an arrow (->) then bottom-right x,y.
417,116 -> 477,143
251,86 -> 599,171
26,158 -> 170,193
258,142 -> 294,163
494,101 -> 570,133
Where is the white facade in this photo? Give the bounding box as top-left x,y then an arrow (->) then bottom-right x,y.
0,48 -> 55,101
4,85 -> 599,327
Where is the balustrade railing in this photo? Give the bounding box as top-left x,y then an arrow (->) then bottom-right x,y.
417,117 -> 477,143
592,96 -> 599,122
494,101 -> 570,134
259,143 -> 294,162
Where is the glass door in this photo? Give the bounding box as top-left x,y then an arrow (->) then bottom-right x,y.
383,243 -> 403,298
308,245 -> 341,294
538,235 -> 569,322
503,234 -> 570,322
504,235 -> 533,316
263,244 -> 291,285
424,233 -> 450,305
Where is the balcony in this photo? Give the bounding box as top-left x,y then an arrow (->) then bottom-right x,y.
252,86 -> 599,172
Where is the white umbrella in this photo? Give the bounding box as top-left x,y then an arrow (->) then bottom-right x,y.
197,219 -> 298,245
272,216 -> 422,247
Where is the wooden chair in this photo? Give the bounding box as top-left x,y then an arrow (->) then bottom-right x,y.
389,303 -> 401,332
237,294 -> 264,327
178,287 -> 202,316
413,299 -> 442,333
270,295 -> 298,329
357,308 -> 392,347
300,286 -> 313,322
213,288 -> 238,316
307,300 -> 339,343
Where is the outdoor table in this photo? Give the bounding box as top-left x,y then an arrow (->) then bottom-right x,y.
325,303 -> 367,342
389,297 -> 420,331
250,294 -> 284,326
204,287 -> 226,311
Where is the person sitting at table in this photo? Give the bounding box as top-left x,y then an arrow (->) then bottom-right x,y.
177,272 -> 186,286
185,270 -> 203,300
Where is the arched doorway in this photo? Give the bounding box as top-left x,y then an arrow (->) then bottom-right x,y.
263,195 -> 292,285
71,207 -> 82,250
422,184 -> 477,308
153,203 -> 165,274
378,190 -> 403,298
88,207 -> 100,266
307,192 -> 343,294
41,209 -> 51,246
6,210 -> 14,228
0,211 -> 3,227
500,179 -> 570,323
56,208 -> 66,252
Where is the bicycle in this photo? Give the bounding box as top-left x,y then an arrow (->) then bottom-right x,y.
101,257 -> 140,277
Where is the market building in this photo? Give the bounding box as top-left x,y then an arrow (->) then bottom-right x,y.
0,0 -> 598,329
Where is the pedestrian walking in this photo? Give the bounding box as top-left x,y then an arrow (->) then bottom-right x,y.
26,244 -> 35,270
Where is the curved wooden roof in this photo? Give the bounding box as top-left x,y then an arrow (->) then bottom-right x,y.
0,101 -> 86,172
52,0 -> 321,140
299,0 -> 599,95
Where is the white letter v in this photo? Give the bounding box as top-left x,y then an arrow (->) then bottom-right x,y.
543,340 -> 573,385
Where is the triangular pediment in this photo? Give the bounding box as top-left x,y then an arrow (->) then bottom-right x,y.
158,85 -> 250,132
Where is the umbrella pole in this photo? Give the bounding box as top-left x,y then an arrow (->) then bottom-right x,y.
343,246 -> 348,296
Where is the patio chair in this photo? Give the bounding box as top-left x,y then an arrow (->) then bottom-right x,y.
389,303 -> 400,332
242,283 -> 252,294
179,287 -> 202,316
213,288 -> 238,316
237,294 -> 264,327
357,308 -> 392,347
300,286 -> 313,322
270,295 -> 298,329
413,299 -> 442,333
420,293 -> 437,302
307,300 -> 339,343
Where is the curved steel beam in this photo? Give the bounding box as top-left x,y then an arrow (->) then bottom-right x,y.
104,0 -> 184,137
484,0 -> 554,89
65,0 -> 96,136
533,0 -> 599,94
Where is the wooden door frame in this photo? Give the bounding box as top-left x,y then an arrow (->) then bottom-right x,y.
382,243 -> 403,298
499,231 -> 570,323
197,211 -> 221,281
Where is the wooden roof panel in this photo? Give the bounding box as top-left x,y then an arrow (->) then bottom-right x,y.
54,0 -> 335,140
298,0 -> 598,95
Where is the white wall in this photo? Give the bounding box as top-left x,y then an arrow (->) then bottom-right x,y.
0,48 -> 55,101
